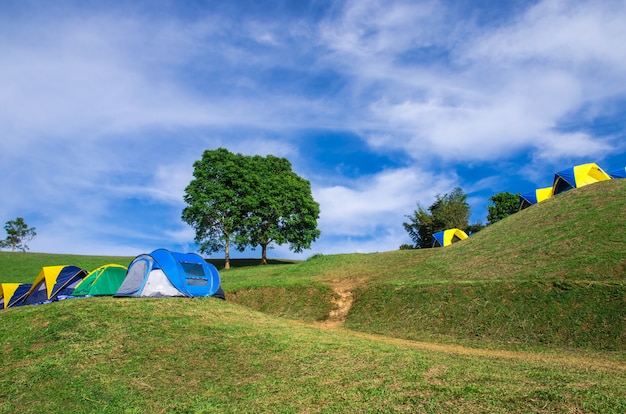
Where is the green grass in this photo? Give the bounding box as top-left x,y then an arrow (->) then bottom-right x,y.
1,298 -> 625,413
0,179 -> 625,412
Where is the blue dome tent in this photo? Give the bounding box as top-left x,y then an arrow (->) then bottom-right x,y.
115,249 -> 224,299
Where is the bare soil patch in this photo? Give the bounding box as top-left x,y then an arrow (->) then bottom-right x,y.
315,277 -> 365,329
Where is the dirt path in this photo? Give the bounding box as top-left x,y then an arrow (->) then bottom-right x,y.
314,277 -> 363,329
311,278 -> 626,372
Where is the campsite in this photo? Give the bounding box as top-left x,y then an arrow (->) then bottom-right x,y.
0,178 -> 624,412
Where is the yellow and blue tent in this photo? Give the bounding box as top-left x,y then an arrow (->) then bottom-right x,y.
18,265 -> 88,306
608,167 -> 626,179
432,228 -> 469,248
0,283 -> 32,309
519,186 -> 553,210
552,163 -> 612,195
71,264 -> 128,297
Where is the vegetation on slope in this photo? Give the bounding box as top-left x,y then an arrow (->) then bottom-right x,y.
1,298 -> 625,413
0,180 -> 624,412
222,180 -> 626,351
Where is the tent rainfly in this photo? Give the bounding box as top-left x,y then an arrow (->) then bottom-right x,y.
71,264 -> 129,297
114,249 -> 225,299
17,265 -> 88,306
552,163 -> 612,195
0,283 -> 32,309
608,167 -> 626,179
432,228 -> 469,248
519,186 -> 553,210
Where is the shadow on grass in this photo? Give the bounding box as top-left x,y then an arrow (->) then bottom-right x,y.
206,258 -> 299,270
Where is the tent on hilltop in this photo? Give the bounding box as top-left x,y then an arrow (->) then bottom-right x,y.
114,249 -> 225,299
0,283 -> 32,309
552,163 -> 612,195
432,228 -> 469,248
608,167 -> 626,179
17,265 -> 88,306
71,264 -> 128,297
519,186 -> 553,210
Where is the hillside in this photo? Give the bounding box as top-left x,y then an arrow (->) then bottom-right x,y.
0,179 -> 625,412
1,296 -> 626,413
1,179 -> 625,352
221,179 -> 626,351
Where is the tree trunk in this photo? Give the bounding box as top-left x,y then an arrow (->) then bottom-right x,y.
224,241 -> 231,270
261,243 -> 267,265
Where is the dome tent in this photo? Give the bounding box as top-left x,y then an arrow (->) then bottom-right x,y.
519,186 -> 553,210
71,264 -> 128,297
608,167 -> 626,179
552,163 -> 611,195
432,228 -> 469,248
0,283 -> 32,309
114,249 -> 224,299
17,265 -> 88,306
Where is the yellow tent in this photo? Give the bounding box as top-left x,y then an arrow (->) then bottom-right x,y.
432,228 -> 469,247
519,186 -> 553,210
553,163 -> 611,195
0,283 -> 31,309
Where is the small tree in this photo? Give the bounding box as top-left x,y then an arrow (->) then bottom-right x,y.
0,217 -> 37,252
487,192 -> 519,224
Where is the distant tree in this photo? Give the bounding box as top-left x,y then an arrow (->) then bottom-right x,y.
0,217 -> 36,252
486,192 -> 520,224
182,148 -> 321,268
403,187 -> 473,248
182,148 -> 251,269
239,154 -> 321,265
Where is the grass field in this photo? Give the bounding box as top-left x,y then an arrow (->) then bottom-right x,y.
0,179 -> 625,412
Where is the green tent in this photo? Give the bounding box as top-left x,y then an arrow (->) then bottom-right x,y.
71,264 -> 128,297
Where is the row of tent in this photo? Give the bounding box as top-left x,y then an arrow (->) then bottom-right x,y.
431,163 -> 625,249
519,162 -> 625,209
0,249 -> 224,310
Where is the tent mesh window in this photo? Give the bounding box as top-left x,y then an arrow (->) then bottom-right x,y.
180,261 -> 206,276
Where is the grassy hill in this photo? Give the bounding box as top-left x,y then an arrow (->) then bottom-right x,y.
0,179 -> 625,412
222,179 -> 626,351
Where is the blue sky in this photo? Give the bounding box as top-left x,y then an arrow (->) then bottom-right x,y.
1,0 -> 625,260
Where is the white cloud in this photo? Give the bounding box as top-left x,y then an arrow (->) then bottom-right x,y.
2,0 -> 625,259
314,167 -> 456,236
319,0 -> 625,166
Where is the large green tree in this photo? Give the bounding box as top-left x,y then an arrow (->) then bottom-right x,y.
486,191 -> 520,224
240,154 -> 321,264
182,148 -> 251,269
182,148 -> 320,268
403,187 -> 472,248
0,217 -> 37,252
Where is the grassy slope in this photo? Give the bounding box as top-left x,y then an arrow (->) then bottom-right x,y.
1,298 -> 625,413
0,179 -> 625,412
221,179 -> 626,351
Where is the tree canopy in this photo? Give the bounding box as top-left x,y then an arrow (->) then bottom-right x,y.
0,217 -> 37,252
403,187 -> 473,248
487,191 -> 520,224
182,148 -> 320,268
